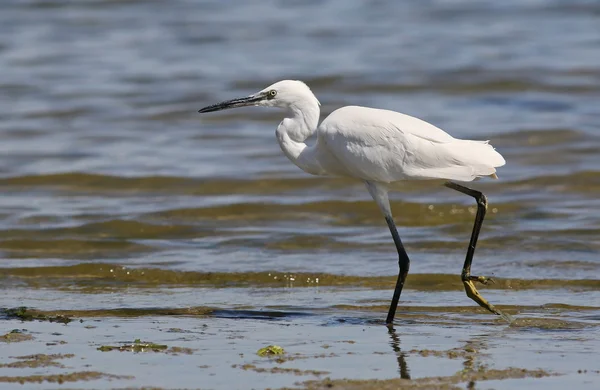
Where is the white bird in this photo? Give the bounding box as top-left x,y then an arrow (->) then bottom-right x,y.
199,80 -> 511,325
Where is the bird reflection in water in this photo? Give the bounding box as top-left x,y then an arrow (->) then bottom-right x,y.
387,325 -> 411,379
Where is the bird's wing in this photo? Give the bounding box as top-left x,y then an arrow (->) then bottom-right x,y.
321,106 -> 455,144
319,106 -> 502,182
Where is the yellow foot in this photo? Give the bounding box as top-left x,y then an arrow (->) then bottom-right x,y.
468,275 -> 495,285
463,279 -> 513,323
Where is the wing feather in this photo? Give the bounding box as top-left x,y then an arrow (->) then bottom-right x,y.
321,106 -> 455,143
319,106 -> 504,182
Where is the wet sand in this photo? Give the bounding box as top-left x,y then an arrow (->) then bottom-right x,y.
2,274 -> 600,389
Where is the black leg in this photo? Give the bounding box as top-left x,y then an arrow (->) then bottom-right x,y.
384,215 -> 411,325
363,181 -> 412,325
445,181 -> 512,322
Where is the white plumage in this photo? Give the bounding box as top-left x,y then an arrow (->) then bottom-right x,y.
198,79 -> 508,324
319,105 -> 505,183
208,80 -> 506,185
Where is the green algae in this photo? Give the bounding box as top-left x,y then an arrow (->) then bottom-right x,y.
97,339 -> 168,353
4,264 -> 600,293
294,368 -> 555,390
0,329 -> 34,343
96,339 -> 194,355
3,307 -> 72,324
0,371 -> 132,384
235,363 -> 328,376
0,354 -> 74,369
257,345 -> 285,357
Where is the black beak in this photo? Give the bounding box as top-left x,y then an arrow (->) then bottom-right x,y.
198,94 -> 264,113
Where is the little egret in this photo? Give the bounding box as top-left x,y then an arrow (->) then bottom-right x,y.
199,80 -> 510,324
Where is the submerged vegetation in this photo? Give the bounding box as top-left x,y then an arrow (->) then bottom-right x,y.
257,345 -> 286,357
97,339 -> 194,355
2,307 -> 73,324
97,339 -> 168,353
0,329 -> 34,343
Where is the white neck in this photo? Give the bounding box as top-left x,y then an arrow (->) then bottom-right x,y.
275,99 -> 324,175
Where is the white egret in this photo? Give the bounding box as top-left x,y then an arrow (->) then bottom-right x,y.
199,80 -> 510,324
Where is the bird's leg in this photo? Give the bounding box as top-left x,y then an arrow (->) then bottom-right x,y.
444,181 -> 511,322
384,215 -> 411,325
364,181 -> 410,325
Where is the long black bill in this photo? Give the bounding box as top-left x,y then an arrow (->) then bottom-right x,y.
198,94 -> 264,113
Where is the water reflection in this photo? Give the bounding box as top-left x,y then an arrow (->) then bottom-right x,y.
387,326 -> 411,379
211,308 -> 313,320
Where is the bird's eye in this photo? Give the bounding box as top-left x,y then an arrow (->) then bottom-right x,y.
268,90 -> 277,98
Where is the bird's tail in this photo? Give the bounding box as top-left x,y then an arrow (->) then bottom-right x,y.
431,139 -> 505,182
453,139 -> 505,178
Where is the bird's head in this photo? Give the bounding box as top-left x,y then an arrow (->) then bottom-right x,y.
198,80 -> 320,114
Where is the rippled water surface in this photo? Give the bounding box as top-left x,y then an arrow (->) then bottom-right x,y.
1,0 -> 599,389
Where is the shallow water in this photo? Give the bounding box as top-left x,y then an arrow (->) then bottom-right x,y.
1,0 -> 599,389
